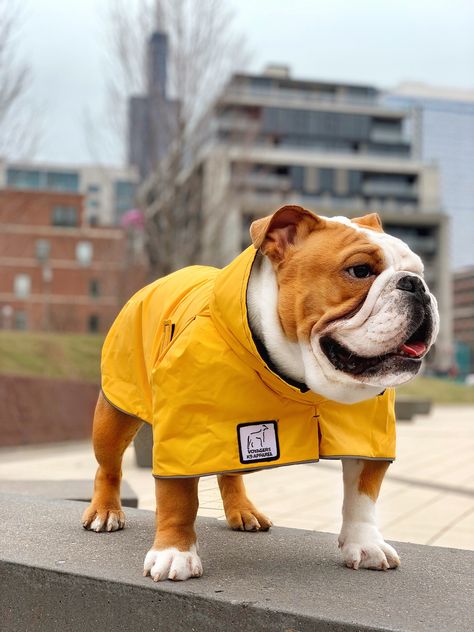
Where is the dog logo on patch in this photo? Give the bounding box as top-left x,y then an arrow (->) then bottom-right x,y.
247,424 -> 268,450
237,421 -> 279,464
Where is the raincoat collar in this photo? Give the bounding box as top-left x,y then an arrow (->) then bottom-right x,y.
210,246 -> 325,407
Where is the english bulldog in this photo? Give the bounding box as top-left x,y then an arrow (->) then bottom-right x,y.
82,205 -> 439,580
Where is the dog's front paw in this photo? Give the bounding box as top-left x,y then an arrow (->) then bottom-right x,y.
82,505 -> 125,532
338,523 -> 400,571
143,545 -> 203,581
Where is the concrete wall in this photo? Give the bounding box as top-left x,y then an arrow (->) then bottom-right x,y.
1,494 -> 472,632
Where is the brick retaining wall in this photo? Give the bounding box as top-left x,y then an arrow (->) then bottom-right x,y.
0,374 -> 98,446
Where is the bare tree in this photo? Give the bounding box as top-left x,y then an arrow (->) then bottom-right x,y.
102,0 -> 249,278
0,1 -> 39,159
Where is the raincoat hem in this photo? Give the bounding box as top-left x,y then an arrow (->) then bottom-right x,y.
152,458 -> 321,479
319,455 -> 395,461
101,389 -> 150,425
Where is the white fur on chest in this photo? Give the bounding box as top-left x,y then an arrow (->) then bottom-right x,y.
247,255 -> 305,383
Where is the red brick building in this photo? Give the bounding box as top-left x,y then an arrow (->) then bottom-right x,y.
0,190 -> 146,333
453,266 -> 474,373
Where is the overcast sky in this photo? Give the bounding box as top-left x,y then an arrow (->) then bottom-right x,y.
14,0 -> 474,166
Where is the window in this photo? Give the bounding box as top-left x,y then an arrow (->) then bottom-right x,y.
290,165 -> 304,191
14,274 -> 31,298
6,168 -> 41,189
14,311 -> 28,330
348,170 -> 362,194
46,171 -> 79,192
89,279 -> 100,297
35,239 -> 51,262
319,168 -> 335,193
76,241 -> 93,266
87,184 -> 101,193
115,180 -> 136,221
88,199 -> 99,208
88,314 -> 100,332
6,169 -> 79,191
52,206 -> 78,227
262,107 -> 370,142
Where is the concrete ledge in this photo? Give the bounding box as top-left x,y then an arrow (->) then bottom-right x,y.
0,479 -> 138,507
1,493 -> 472,632
395,397 -> 432,421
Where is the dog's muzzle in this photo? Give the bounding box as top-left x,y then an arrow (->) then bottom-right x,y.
319,271 -> 438,378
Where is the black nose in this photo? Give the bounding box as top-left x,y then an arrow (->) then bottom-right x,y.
396,275 -> 430,304
396,275 -> 425,294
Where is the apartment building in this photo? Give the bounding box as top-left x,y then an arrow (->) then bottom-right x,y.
0,160 -> 139,226
453,266 -> 474,374
0,190 -> 146,333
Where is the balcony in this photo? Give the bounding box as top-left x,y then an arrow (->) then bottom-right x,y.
239,191 -> 420,215
362,181 -> 418,198
233,172 -> 291,192
370,128 -> 407,144
216,117 -> 260,134
401,236 -> 438,253
221,85 -> 392,112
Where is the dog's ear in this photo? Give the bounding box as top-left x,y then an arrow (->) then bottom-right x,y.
250,205 -> 324,263
352,213 -> 383,232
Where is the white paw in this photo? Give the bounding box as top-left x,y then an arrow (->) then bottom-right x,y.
338,523 -> 400,570
143,545 -> 203,581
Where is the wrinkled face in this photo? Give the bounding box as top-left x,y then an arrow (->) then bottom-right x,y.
251,206 -> 439,399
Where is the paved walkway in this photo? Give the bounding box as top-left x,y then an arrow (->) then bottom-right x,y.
0,405 -> 472,550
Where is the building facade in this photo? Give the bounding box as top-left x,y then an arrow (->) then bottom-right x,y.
453,266 -> 474,374
142,66 -> 452,371
0,190 -> 146,333
0,160 -> 139,226
385,83 -> 474,269
208,68 -> 441,232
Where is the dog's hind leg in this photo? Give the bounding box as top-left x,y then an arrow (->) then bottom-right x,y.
218,474 -> 272,532
82,391 -> 143,532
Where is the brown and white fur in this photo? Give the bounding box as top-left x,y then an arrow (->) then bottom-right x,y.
82,206 -> 439,580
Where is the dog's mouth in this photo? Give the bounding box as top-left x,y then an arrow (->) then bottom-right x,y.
320,316 -> 431,376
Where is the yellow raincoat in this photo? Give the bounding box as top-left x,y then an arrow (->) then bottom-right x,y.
101,246 -> 396,478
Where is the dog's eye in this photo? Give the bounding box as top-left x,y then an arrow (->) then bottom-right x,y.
347,264 -> 373,279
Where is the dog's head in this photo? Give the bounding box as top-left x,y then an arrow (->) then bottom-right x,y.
250,205 -> 439,403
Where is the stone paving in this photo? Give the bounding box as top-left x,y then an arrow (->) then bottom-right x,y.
0,405 -> 472,551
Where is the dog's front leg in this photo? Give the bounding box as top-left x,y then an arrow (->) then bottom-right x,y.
338,460 -> 400,570
143,478 -> 203,581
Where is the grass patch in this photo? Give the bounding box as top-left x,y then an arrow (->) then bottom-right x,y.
1,332 -> 473,404
0,331 -> 103,383
397,376 -> 474,404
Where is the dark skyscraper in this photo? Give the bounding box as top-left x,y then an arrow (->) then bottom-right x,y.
147,31 -> 168,96
128,31 -> 178,180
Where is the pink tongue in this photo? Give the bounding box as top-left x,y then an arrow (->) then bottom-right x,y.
400,342 -> 427,357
